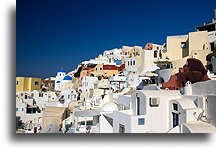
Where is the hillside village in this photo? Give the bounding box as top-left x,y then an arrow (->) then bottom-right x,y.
16,17 -> 216,133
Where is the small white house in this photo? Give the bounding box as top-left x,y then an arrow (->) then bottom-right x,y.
59,89 -> 78,103
81,76 -> 98,91
113,90 -> 181,133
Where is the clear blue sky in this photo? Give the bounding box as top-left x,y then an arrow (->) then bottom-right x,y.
16,0 -> 216,78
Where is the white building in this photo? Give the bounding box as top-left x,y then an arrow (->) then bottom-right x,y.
113,90 -> 181,133
103,48 -> 123,63
55,69 -> 66,91
81,76 -> 99,92
109,74 -> 127,91
54,68 -> 73,91
112,80 -> 216,133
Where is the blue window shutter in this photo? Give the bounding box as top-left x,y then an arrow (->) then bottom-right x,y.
138,118 -> 145,125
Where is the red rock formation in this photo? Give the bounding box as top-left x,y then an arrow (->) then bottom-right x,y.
162,58 -> 210,90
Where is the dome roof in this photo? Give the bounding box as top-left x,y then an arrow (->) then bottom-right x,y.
56,81 -> 60,83
101,102 -> 118,112
58,68 -> 66,73
63,75 -> 72,80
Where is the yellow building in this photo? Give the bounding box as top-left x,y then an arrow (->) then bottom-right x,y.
122,46 -> 142,64
163,31 -> 210,60
16,77 -> 42,92
162,31 -> 212,73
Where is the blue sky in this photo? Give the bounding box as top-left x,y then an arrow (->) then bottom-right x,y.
16,0 -> 216,78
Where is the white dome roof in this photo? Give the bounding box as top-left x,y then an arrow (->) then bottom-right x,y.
101,102 -> 118,112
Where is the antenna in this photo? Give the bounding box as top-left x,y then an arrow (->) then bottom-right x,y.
214,9 -> 216,19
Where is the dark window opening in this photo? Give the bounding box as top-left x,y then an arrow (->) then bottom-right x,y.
26,108 -> 32,114
137,97 -> 140,115
119,124 -> 125,133
210,42 -> 215,51
154,51 -> 158,58
172,113 -> 179,127
173,103 -> 178,111
35,81 -> 39,85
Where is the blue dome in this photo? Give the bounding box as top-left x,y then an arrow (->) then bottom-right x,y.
58,68 -> 66,73
56,81 -> 60,83
63,75 -> 72,80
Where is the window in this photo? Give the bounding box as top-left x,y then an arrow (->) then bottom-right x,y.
125,52 -> 127,55
138,118 -> 145,125
181,42 -> 186,48
130,61 -> 132,66
133,61 -> 135,65
119,124 -> 125,133
32,108 -> 36,113
16,108 -> 18,112
26,108 -> 32,114
96,68 -> 97,70
172,112 -> 179,127
35,81 -> 39,85
136,97 -> 140,115
154,51 -> 158,58
173,103 -> 178,111
210,42 -> 215,51
128,61 -> 130,66
133,53 -> 136,56
16,81 -> 19,85
100,68 -> 102,70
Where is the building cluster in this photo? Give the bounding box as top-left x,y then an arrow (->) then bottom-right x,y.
16,16 -> 216,133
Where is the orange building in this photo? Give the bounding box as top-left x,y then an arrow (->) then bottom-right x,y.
92,64 -> 119,77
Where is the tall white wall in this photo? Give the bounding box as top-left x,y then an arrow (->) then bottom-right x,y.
207,95 -> 216,127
